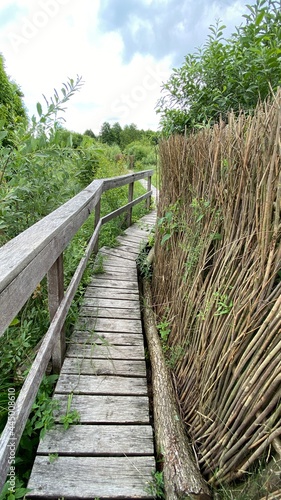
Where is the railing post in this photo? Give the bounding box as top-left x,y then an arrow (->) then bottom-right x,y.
146,174 -> 152,210
94,199 -> 101,254
48,254 -> 65,374
127,181 -> 134,227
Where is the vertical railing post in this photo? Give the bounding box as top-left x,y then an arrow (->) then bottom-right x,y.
94,199 -> 101,254
127,181 -> 134,227
48,254 -> 65,374
146,174 -> 152,210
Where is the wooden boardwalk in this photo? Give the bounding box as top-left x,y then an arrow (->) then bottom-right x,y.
27,212 -> 157,499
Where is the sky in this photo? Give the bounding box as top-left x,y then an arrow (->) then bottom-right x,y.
0,0 -> 256,135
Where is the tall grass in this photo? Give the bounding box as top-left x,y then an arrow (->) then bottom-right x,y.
152,89 -> 281,485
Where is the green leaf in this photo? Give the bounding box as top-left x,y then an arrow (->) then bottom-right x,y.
161,233 -> 171,245
0,130 -> 8,141
36,102 -> 43,117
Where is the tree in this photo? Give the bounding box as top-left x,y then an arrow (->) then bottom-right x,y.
157,0 -> 281,134
99,121 -> 115,145
84,129 -> 96,139
0,54 -> 27,141
120,123 -> 141,148
111,122 -> 122,147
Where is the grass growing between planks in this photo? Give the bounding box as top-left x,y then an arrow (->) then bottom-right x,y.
152,89 -> 281,493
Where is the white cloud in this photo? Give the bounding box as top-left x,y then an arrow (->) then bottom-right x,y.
0,0 -> 256,134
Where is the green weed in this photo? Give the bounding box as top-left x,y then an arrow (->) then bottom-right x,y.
60,393 -> 80,430
146,471 -> 165,499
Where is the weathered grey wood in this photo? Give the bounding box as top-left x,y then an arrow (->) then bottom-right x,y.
0,181 -> 104,335
100,249 -> 138,266
101,247 -> 139,261
82,297 -> 141,310
88,278 -> 139,290
53,394 -> 150,423
102,169 -> 153,190
55,374 -> 148,395
127,181 -> 134,227
61,357 -> 147,376
102,265 -> 138,276
66,343 -> 144,359
37,424 -> 154,455
0,221 -> 101,487
79,305 -> 141,319
48,254 -> 65,373
91,270 -> 138,283
74,316 -> 142,333
93,198 -> 101,254
84,287 -> 139,300
70,330 -> 143,345
0,171 -> 156,491
146,175 -> 152,209
117,236 -> 143,249
27,456 -> 155,499
101,192 -> 150,225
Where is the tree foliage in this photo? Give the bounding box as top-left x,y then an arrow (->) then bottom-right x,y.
157,0 -> 281,134
0,54 -> 27,142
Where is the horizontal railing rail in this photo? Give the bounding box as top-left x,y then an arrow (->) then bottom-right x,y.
0,169 -> 153,489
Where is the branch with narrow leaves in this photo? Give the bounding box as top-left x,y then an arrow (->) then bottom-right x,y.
31,75 -> 84,132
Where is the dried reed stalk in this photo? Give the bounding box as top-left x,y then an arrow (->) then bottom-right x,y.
152,89 -> 281,484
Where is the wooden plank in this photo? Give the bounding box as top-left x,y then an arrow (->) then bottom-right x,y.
66,343 -> 144,359
53,394 -> 150,423
27,456 -> 155,499
37,424 -> 154,456
84,287 -> 139,300
69,331 -> 144,346
79,306 -> 141,319
74,317 -> 142,333
48,254 -> 65,373
88,278 -> 138,290
55,374 -> 148,395
61,357 -> 147,376
101,247 -> 138,261
99,253 -> 138,268
92,271 -> 138,283
117,236 -> 143,249
102,266 -> 138,277
82,297 -> 141,310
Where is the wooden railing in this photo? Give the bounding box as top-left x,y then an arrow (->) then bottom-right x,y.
0,170 -> 153,488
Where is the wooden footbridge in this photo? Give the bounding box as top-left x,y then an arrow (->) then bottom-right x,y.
0,171 -> 157,499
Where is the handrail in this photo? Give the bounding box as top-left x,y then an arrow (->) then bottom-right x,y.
0,169 -> 153,489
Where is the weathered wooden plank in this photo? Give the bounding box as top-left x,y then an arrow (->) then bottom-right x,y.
102,263 -> 138,275
79,305 -> 141,319
53,394 -> 150,423
37,424 -> 154,456
61,357 -> 147,376
84,287 -> 139,300
75,316 -> 142,333
27,456 -> 155,499
92,271 -> 138,283
66,343 -> 144,359
100,247 -> 137,264
101,247 -> 138,261
82,297 -> 141,310
88,278 -> 139,290
117,236 -> 143,249
69,330 -> 143,346
55,374 -> 148,395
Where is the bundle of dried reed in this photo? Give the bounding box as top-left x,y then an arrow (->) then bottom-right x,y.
152,89 -> 281,484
